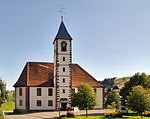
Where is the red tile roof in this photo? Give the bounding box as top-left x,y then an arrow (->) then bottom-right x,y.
14,62 -> 103,88
71,64 -> 103,87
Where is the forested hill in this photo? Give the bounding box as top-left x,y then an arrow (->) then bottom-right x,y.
101,76 -> 131,89
114,76 -> 131,88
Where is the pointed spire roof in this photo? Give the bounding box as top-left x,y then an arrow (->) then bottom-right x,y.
55,21 -> 72,40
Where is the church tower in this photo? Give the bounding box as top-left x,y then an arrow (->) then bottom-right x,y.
53,20 -> 72,110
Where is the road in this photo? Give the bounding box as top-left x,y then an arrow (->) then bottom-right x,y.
5,109 -> 114,119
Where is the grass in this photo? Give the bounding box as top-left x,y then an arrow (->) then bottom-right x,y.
64,116 -> 103,119
0,101 -> 15,111
65,116 -> 150,119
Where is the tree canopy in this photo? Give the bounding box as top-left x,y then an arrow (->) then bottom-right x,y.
105,90 -> 120,109
101,77 -> 116,88
0,78 -> 6,106
127,85 -> 150,118
120,73 -> 150,101
72,83 -> 98,117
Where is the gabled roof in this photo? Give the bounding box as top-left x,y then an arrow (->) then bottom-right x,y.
14,62 -> 103,88
53,21 -> 72,43
13,64 -> 28,87
71,64 -> 103,87
14,62 -> 54,87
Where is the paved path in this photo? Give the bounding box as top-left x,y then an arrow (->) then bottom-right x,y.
5,109 -> 114,119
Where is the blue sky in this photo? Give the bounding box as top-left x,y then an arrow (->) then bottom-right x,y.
0,0 -> 150,90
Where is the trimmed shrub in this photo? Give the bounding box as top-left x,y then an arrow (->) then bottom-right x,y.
66,111 -> 76,118
60,115 -> 66,117
112,112 -> 123,118
105,112 -> 122,118
144,111 -> 150,117
105,112 -> 112,118
58,115 -> 66,119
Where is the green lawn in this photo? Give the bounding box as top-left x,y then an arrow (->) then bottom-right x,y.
64,116 -> 150,119
0,102 -> 15,111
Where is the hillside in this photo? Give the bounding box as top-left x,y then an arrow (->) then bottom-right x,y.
114,76 -> 131,88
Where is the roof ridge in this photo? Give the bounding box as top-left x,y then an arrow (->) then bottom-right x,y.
27,61 -> 54,64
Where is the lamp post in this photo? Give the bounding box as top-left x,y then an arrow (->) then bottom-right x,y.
59,87 -> 61,118
59,99 -> 60,118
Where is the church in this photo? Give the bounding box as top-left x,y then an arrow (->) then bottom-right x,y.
13,19 -> 104,112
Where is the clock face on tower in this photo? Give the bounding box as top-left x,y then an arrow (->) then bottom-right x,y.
61,41 -> 67,52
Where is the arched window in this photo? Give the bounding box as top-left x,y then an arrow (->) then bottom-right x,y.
61,41 -> 67,52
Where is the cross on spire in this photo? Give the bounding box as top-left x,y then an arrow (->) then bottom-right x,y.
59,0 -> 66,21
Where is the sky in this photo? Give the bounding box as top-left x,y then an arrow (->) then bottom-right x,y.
0,0 -> 150,90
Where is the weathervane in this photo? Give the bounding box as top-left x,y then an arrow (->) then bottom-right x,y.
59,0 -> 66,21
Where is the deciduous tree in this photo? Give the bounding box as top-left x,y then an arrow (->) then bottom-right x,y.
105,90 -> 120,109
120,73 -> 150,105
127,86 -> 150,118
0,77 -> 6,106
72,83 -> 98,117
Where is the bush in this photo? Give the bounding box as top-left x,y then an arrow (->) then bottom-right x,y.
105,112 -> 112,118
60,115 -> 66,117
66,111 -> 76,118
112,112 -> 123,118
107,102 -> 117,109
105,112 -> 122,118
58,115 -> 66,119
144,111 -> 150,117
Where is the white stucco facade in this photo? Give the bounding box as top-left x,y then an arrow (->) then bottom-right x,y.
95,88 -> 103,108
29,87 -> 56,110
54,38 -> 72,110
58,66 -> 70,76
59,77 -> 70,86
15,87 -> 26,110
58,55 -> 70,64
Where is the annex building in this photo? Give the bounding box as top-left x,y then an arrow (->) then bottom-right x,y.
13,19 -> 104,112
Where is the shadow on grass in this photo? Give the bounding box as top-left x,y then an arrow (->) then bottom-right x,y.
79,113 -> 104,116
127,113 -> 138,116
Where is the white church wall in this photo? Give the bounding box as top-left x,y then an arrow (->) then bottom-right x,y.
16,87 -> 26,110
58,55 -> 70,64
59,77 -> 70,86
59,87 -> 70,98
95,88 -> 103,108
29,87 -> 56,110
58,66 -> 70,76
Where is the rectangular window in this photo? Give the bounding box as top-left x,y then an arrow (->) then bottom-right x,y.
19,100 -> 22,106
37,100 -> 42,106
19,88 -> 22,96
37,88 -> 41,96
50,73 -> 54,80
48,88 -> 53,96
63,67 -> 65,72
63,78 -> 65,83
72,89 -> 75,95
63,89 -> 65,93
63,57 -> 65,61
48,100 -> 53,106
94,89 -> 97,93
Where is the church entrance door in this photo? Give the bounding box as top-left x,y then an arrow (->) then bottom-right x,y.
61,103 -> 67,111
